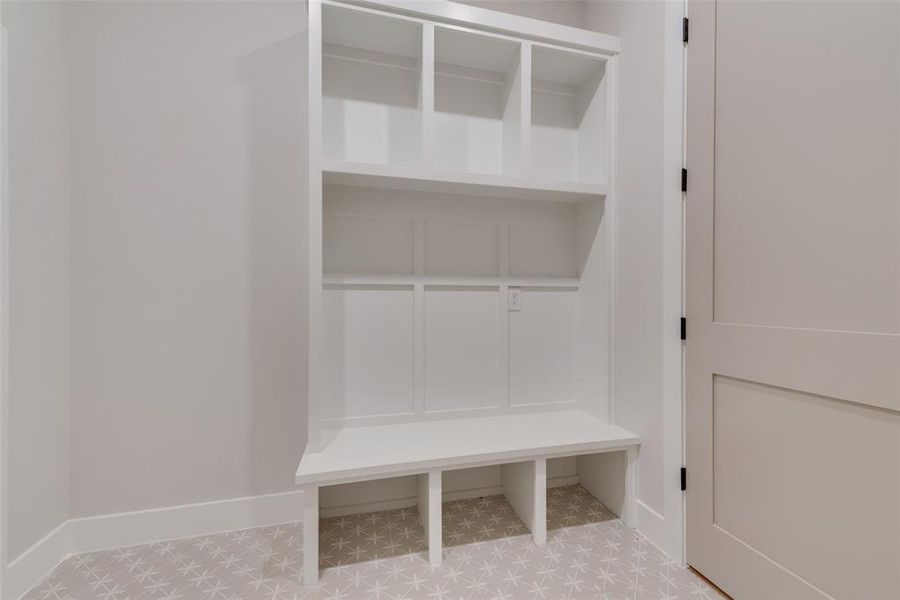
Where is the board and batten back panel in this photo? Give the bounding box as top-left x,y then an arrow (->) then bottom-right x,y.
322,184 -> 592,422
325,214 -> 415,274
509,289 -> 577,405
424,288 -> 502,411
322,287 -> 415,419
425,220 -> 499,276
508,224 -> 577,277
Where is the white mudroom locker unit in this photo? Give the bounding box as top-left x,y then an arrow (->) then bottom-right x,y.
295,0 -> 662,585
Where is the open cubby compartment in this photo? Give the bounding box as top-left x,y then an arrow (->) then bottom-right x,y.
322,4 -> 424,166
442,462 -> 544,548
531,44 -> 609,184
321,183 -> 611,424
546,451 -> 634,532
317,479 -> 430,568
434,27 -> 524,176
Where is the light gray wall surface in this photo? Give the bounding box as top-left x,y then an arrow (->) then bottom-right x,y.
584,0 -> 667,515
66,1 -> 308,517
1,1 -> 71,559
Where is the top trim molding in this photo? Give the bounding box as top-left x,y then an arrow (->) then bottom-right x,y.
326,0 -> 622,55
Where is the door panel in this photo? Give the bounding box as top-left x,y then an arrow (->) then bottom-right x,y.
686,2 -> 900,598
713,377 -> 899,600
712,0 -> 900,334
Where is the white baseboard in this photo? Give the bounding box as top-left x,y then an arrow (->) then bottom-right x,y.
69,489 -> 305,554
635,499 -> 668,555
4,521 -> 71,600
4,489 -> 305,600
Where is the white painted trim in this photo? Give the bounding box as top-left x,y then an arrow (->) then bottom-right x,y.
306,0 -> 324,453
636,499 -> 667,557
0,23 -> 10,600
661,0 -> 687,566
69,490 -> 306,554
301,488 -> 318,586
4,523 -> 70,600
605,54 -> 620,426
416,471 -> 441,566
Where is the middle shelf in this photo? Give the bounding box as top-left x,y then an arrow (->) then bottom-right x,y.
322,160 -> 608,203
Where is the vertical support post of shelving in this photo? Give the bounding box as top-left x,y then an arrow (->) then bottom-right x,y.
623,445 -> 638,528
306,0 -> 324,453
502,459 -> 546,546
604,54 -> 619,426
302,485 -> 319,585
421,23 -> 435,172
417,470 -> 442,567
519,42 -> 532,176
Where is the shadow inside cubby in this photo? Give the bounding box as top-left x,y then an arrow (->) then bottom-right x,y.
546,484 -> 617,531
318,506 -> 426,568
441,494 -> 529,547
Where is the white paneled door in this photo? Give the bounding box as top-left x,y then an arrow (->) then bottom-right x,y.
685,2 -> 900,599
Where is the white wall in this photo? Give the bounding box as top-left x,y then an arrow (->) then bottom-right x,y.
583,0 -> 677,554
66,1 -> 308,518
0,1 -> 71,561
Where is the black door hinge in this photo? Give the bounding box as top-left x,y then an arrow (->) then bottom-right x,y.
680,467 -> 687,491
683,17 -> 689,43
681,168 -> 687,193
680,317 -> 687,341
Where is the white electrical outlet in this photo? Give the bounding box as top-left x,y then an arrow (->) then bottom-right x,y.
508,288 -> 522,311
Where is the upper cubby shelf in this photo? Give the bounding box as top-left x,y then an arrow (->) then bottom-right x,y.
318,1 -> 617,201
322,5 -> 424,166
435,27 -> 523,176
531,46 -> 608,184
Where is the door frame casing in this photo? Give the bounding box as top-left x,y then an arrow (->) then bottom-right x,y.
1,23 -> 10,597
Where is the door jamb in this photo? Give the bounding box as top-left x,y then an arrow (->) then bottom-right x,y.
662,0 -> 688,565
1,23 -> 10,596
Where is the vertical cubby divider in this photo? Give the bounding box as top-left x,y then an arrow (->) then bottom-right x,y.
421,22 -> 436,172
519,41 -> 533,177
501,459 -> 547,546
303,486 -> 319,584
417,470 -> 443,566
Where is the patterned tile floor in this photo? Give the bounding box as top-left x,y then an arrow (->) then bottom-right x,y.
25,485 -> 725,600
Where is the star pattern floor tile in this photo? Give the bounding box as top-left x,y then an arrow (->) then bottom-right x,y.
23,485 -> 726,600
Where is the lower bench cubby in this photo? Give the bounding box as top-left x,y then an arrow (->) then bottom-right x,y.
547,451 -> 631,533
318,480 -> 429,569
441,464 -> 534,551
